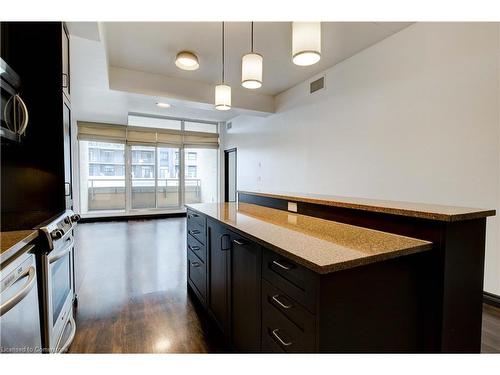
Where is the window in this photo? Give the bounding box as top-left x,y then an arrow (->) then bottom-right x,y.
128,114 -> 181,130
78,116 -> 219,216
187,166 -> 197,178
184,121 -> 218,134
131,145 -> 156,209
157,147 -> 180,208
79,141 -> 125,213
184,148 -> 217,204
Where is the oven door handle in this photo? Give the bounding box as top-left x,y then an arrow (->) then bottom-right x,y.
0,265 -> 36,317
49,238 -> 74,264
57,314 -> 76,353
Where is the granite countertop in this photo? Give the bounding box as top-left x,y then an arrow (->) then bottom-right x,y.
0,230 -> 39,265
239,190 -> 496,222
186,202 -> 433,274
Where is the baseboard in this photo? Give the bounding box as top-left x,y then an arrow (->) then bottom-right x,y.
483,291 -> 500,308
80,212 -> 186,223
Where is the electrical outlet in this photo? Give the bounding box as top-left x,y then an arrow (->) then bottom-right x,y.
287,202 -> 297,212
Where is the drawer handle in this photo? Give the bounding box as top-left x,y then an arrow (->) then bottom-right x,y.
192,261 -> 201,268
189,230 -> 201,235
232,239 -> 246,246
272,260 -> 293,271
188,213 -> 199,219
272,294 -> 293,309
271,328 -> 292,347
188,244 -> 200,251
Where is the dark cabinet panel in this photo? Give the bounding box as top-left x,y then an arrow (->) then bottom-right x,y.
1,22 -> 71,230
62,23 -> 70,100
187,248 -> 206,301
207,219 -> 231,334
63,97 -> 72,209
230,235 -> 261,352
187,233 -> 206,263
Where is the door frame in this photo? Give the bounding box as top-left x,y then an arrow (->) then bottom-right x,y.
224,148 -> 237,202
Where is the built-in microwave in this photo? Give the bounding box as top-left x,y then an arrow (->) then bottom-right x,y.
1,57 -> 28,142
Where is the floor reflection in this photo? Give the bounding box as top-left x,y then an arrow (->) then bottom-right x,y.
69,218 -> 224,353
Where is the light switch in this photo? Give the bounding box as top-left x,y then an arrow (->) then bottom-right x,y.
287,202 -> 297,212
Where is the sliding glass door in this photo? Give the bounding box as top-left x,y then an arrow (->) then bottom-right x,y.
157,146 -> 180,208
184,148 -> 218,204
78,115 -> 219,216
79,140 -> 126,213
130,145 -> 156,209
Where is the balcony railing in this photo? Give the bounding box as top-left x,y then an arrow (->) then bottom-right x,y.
86,177 -> 202,211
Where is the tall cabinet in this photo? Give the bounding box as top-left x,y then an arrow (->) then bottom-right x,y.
1,22 -> 73,231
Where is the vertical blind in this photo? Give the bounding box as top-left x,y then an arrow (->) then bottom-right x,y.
77,121 -> 219,148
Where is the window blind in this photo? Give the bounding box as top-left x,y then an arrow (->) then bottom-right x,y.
77,122 -> 127,142
77,121 -> 219,147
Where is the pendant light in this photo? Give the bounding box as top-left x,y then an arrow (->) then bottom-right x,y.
215,22 -> 231,111
241,22 -> 263,89
292,22 -> 321,66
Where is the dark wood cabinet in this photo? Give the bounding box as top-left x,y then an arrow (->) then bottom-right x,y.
61,23 -> 70,100
193,213 -> 262,351
230,235 -> 261,352
188,206 -> 445,353
1,22 -> 74,229
63,96 -> 72,209
207,218 -> 231,334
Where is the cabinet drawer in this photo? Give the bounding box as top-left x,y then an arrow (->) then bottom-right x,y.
262,249 -> 317,313
187,219 -> 206,245
187,233 -> 206,263
262,279 -> 315,333
187,249 -> 206,301
187,209 -> 206,231
262,285 -> 315,353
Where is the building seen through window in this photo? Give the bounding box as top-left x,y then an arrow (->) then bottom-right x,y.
79,119 -> 218,214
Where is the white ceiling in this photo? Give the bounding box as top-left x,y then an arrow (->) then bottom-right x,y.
104,22 -> 412,96
70,22 -> 412,125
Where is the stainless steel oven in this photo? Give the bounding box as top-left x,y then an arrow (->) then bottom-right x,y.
38,210 -> 80,353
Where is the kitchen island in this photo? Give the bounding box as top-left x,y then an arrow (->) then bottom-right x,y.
186,192 -> 495,353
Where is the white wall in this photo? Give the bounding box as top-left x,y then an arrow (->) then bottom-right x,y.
222,23 -> 500,295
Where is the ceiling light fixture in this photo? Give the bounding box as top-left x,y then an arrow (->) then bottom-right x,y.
156,102 -> 171,108
241,22 -> 263,89
215,22 -> 231,111
292,22 -> 321,66
175,51 -> 199,71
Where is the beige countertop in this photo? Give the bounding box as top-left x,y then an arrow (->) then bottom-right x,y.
186,202 -> 433,274
239,190 -> 496,222
0,230 -> 39,265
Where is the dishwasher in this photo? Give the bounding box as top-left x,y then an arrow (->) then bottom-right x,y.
0,245 -> 42,353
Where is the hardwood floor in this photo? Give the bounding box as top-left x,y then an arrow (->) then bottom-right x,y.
69,218 -> 500,353
69,218 -> 225,353
482,304 -> 500,353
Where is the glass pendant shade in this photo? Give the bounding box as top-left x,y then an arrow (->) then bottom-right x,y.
215,84 -> 231,110
241,53 -> 263,89
292,22 -> 321,66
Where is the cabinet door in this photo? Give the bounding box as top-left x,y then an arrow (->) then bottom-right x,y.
207,219 -> 231,334
62,23 -> 70,99
63,98 -> 72,209
231,234 -> 262,352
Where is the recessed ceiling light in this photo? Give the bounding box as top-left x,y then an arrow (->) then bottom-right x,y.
175,51 -> 199,71
156,102 -> 171,108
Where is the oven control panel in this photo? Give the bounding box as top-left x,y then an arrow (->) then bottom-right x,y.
39,210 -> 80,250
